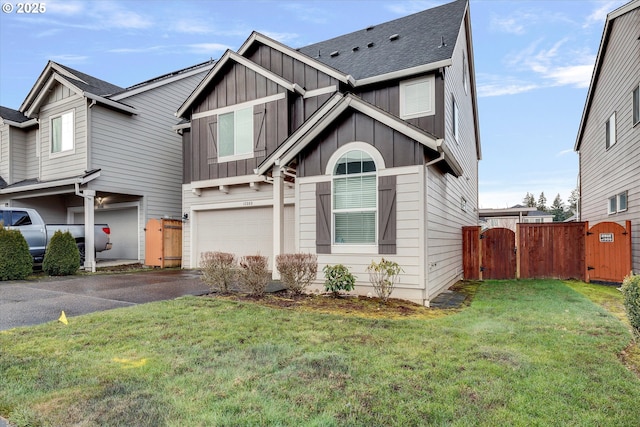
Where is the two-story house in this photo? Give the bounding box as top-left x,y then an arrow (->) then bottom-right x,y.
0,60 -> 213,269
177,0 -> 480,305
575,0 -> 640,273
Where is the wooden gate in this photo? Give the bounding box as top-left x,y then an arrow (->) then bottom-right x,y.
481,228 -> 516,279
145,218 -> 183,268
586,221 -> 632,283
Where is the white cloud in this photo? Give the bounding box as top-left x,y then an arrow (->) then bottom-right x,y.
556,149 -> 575,157
490,15 -> 527,35
259,31 -> 301,45
583,1 -> 625,28
173,19 -> 213,35
45,0 -> 85,15
279,3 -> 331,24
187,43 -> 230,55
108,46 -> 168,54
477,82 -> 538,98
48,54 -> 89,64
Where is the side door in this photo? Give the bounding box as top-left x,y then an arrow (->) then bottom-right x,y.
7,210 -> 47,258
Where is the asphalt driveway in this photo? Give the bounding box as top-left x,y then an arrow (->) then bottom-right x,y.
0,269 -> 209,331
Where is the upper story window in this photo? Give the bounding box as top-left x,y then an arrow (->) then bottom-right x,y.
452,96 -> 459,142
50,110 -> 74,155
218,106 -> 253,162
633,84 -> 639,126
605,112 -> 616,149
399,75 -> 435,119
333,150 -> 377,245
463,52 -> 469,95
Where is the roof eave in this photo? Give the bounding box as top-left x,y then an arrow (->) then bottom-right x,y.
353,59 -> 452,87
0,169 -> 101,195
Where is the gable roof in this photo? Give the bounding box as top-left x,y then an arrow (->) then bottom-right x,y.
256,93 -> 462,177
297,0 -> 467,81
0,106 -> 37,128
574,0 -> 640,151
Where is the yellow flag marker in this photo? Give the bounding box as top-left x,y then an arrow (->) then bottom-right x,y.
58,311 -> 68,325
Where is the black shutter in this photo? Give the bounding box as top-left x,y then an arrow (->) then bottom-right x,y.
316,181 -> 332,254
207,117 -> 218,164
378,175 -> 397,254
254,106 -> 266,157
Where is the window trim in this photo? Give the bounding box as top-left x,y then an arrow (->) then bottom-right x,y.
325,143 -> 386,251
605,112 -> 616,150
633,84 -> 639,127
399,75 -> 435,120
217,106 -> 254,163
49,109 -> 75,158
452,95 -> 459,143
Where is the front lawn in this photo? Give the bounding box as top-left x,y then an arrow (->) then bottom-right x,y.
1,279 -> 639,426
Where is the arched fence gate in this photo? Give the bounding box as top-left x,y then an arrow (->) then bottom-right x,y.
463,221 -> 631,283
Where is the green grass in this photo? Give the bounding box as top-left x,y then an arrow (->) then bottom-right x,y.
1,279 -> 639,426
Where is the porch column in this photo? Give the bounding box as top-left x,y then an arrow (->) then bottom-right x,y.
83,190 -> 96,272
272,165 -> 284,279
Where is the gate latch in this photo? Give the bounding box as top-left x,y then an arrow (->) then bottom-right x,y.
587,266 -> 595,271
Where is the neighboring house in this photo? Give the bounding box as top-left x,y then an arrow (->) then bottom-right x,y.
0,60 -> 213,269
479,205 -> 554,231
177,0 -> 480,305
574,0 -> 640,273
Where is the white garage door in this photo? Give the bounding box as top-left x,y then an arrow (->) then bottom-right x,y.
194,206 -> 294,267
74,208 -> 139,260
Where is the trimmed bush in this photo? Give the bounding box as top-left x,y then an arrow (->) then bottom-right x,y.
0,224 -> 33,280
366,258 -> 403,303
621,274 -> 640,340
276,253 -> 318,295
43,230 -> 80,276
323,264 -> 356,297
239,255 -> 269,297
200,251 -> 237,293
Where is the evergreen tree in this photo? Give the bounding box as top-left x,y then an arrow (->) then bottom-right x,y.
568,187 -> 579,216
550,194 -> 567,222
537,192 -> 548,212
523,192 -> 536,207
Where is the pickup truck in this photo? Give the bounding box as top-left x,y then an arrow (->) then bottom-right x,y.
0,207 -> 112,264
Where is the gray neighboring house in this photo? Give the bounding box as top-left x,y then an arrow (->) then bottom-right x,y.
0,60 -> 213,269
479,206 -> 554,231
574,0 -> 640,272
177,0 -> 481,305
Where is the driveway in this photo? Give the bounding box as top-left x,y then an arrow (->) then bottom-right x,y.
0,269 -> 209,331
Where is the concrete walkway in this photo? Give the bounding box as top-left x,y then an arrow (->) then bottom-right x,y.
0,269 -> 209,331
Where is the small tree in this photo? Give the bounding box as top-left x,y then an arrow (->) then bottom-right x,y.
323,264 -> 356,297
239,255 -> 269,297
537,192 -> 548,212
523,192 -> 536,208
0,225 -> 33,280
621,274 -> 640,341
276,253 -> 318,295
200,251 -> 237,293
550,194 -> 567,222
366,258 -> 403,303
43,230 -> 80,276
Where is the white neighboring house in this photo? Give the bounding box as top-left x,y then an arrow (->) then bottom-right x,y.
0,60 -> 213,269
479,206 -> 554,232
177,0 -> 481,305
574,0 -> 640,273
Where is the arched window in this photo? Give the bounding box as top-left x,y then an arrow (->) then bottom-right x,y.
332,150 -> 377,244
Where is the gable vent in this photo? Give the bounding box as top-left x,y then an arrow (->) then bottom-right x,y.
330,50 -> 339,57
367,42 -> 374,48
389,34 -> 399,41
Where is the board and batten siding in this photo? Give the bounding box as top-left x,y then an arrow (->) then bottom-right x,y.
297,166 -> 428,304
38,94 -> 88,181
424,15 -> 480,298
579,6 -> 640,272
181,182 -> 295,268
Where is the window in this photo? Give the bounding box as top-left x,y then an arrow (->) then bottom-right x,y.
332,150 -> 377,244
608,191 -> 628,214
605,112 -> 616,149
218,106 -> 253,161
400,75 -> 435,119
633,84 -> 639,126
463,52 -> 468,95
51,110 -> 74,154
452,96 -> 459,142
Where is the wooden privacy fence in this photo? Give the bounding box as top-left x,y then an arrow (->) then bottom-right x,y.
145,218 -> 183,268
463,221 -> 632,283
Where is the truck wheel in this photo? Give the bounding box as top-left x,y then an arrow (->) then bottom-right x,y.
78,243 -> 85,265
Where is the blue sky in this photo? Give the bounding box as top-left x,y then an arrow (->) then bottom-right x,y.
0,0 -> 627,208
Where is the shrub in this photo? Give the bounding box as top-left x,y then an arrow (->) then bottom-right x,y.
239,255 -> 270,297
621,274 -> 640,340
276,253 -> 318,295
0,224 -> 33,280
43,230 -> 80,276
200,251 -> 237,293
323,264 -> 356,297
366,258 -> 403,303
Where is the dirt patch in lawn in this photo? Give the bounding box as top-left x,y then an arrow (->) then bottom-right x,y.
208,280 -> 479,320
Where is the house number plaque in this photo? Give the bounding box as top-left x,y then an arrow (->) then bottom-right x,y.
599,233 -> 614,243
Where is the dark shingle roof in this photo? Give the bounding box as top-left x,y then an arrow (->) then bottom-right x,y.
0,106 -> 31,123
54,62 -> 125,96
297,0 -> 467,80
